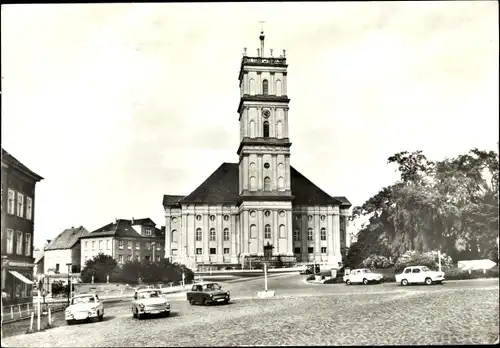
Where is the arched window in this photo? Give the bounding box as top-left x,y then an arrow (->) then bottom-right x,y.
249,120 -> 256,138
279,224 -> 286,239
224,228 -> 230,241
172,229 -> 178,242
278,177 -> 284,189
195,228 -> 202,241
262,79 -> 269,95
209,228 -> 216,241
249,176 -> 257,190
320,228 -> 326,241
307,228 -> 313,241
263,121 -> 270,138
264,224 -> 271,239
250,224 -> 257,239
276,121 -> 283,138
264,177 -> 271,191
249,78 -> 256,95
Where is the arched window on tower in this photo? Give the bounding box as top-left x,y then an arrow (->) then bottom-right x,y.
264,177 -> 271,191
263,121 -> 270,138
262,79 -> 269,95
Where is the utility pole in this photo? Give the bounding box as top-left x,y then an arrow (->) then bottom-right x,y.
66,263 -> 72,307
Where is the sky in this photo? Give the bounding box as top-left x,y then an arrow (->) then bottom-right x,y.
1,2 -> 498,248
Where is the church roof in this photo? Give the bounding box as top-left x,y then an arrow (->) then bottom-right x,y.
164,162 -> 351,208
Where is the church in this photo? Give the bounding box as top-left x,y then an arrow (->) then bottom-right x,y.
162,31 -> 351,270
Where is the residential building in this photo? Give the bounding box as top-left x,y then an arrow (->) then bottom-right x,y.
80,218 -> 165,269
1,148 -> 43,302
163,32 -> 351,271
44,226 -> 89,275
33,248 -> 44,279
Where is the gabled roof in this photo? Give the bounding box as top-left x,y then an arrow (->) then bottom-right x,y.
33,249 -> 45,264
45,226 -> 89,251
131,218 -> 156,226
165,162 -> 351,207
81,219 -> 162,240
1,148 -> 44,182
163,195 -> 186,208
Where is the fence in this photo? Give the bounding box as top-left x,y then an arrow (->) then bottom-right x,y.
1,300 -> 67,324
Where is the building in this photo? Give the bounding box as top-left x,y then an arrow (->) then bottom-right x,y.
163,32 -> 351,271
33,248 -> 44,278
80,218 -> 165,269
44,226 -> 89,274
1,148 -> 43,302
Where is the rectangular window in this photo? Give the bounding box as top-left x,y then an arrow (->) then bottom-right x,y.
195,248 -> 202,255
127,241 -> 132,249
99,240 -> 103,250
156,255 -> 160,262
55,263 -> 60,273
145,228 -> 152,236
293,229 -> 300,241
16,231 -> 23,254
294,247 -> 301,254
92,241 -> 96,250
107,240 -> 110,250
321,247 -> 327,254
7,189 -> 15,214
127,255 -> 132,262
6,229 -> 14,254
26,197 -> 33,220
17,193 -> 24,218
25,233 -> 31,256
320,228 -> 326,241
136,242 -> 140,250
223,229 -> 230,241
308,247 -> 314,254
209,248 -> 216,255
118,255 -> 123,264
223,248 -> 230,254
118,240 -> 124,249
172,249 -> 178,255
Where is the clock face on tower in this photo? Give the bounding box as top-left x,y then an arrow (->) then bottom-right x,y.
263,109 -> 270,118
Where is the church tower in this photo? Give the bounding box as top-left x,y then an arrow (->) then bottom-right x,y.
237,31 -> 295,260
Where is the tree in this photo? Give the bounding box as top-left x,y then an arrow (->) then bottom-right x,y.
81,253 -> 120,283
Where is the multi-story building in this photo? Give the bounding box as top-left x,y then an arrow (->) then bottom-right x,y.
1,148 -> 43,302
44,226 -> 89,274
163,31 -> 351,271
80,218 -> 165,269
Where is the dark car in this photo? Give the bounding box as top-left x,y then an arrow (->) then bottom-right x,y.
186,282 -> 230,305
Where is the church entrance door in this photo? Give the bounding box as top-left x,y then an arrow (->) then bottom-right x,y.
263,244 -> 273,259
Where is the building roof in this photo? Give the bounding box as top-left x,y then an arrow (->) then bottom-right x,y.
164,162 -> 351,207
33,249 -> 45,264
81,219 -> 163,240
45,226 -> 90,251
1,148 -> 44,181
163,195 -> 186,207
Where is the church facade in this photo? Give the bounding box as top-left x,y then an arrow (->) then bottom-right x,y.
163,32 -> 351,270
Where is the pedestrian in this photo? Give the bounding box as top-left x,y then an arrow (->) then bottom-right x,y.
1,288 -> 7,299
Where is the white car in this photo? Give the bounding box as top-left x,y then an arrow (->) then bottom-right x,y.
65,293 -> 104,325
343,268 -> 384,285
132,289 -> 171,319
395,266 -> 445,286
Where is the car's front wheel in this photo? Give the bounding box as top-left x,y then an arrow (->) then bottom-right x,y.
401,279 -> 409,286
224,299 -> 229,304
189,298 -> 195,305
201,298 -> 207,306
362,278 -> 369,285
345,279 -> 351,285
425,277 -> 433,285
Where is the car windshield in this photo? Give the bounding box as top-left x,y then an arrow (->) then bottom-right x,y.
72,296 -> 95,305
203,283 -> 221,291
363,269 -> 371,273
138,291 -> 160,299
421,267 -> 430,272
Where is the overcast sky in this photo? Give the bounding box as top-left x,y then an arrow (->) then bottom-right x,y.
1,2 -> 498,248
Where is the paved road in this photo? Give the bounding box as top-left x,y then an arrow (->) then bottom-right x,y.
2,275 -> 498,346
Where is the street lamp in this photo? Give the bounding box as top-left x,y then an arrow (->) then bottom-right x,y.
66,263 -> 72,307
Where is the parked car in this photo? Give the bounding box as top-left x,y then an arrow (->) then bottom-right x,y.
299,264 -> 314,275
132,289 -> 171,319
65,293 -> 104,325
343,268 -> 384,285
395,266 -> 445,286
186,282 -> 230,305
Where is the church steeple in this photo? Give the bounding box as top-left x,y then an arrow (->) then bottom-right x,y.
236,30 -> 292,199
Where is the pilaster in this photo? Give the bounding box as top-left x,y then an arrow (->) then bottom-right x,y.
286,210 -> 293,256
203,212 -> 209,262
216,207 -> 223,262
257,210 -> 264,256
314,212 -> 321,261
272,209 -> 279,255
301,212 -> 308,261
231,213 -> 238,263
165,210 -> 171,259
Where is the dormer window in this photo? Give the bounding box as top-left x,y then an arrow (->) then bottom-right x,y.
145,228 -> 152,236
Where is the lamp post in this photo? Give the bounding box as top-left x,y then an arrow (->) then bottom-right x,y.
151,241 -> 156,263
66,263 -> 72,307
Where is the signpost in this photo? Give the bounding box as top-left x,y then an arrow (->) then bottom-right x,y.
257,263 -> 274,298
264,264 -> 268,292
182,272 -> 185,288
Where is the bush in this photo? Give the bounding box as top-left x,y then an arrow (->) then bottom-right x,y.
361,254 -> 393,269
323,277 -> 344,284
444,267 -> 499,280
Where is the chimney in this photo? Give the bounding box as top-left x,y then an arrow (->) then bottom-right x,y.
132,217 -> 135,225
114,218 -> 118,224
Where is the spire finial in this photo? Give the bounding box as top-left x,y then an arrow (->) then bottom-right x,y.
258,21 -> 266,58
